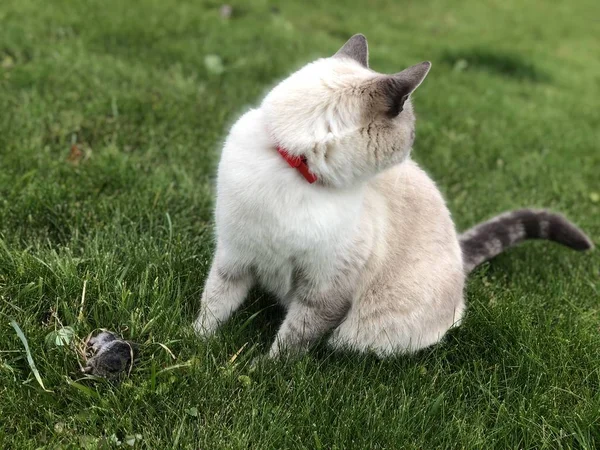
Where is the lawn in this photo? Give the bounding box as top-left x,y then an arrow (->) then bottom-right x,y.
1,0 -> 599,448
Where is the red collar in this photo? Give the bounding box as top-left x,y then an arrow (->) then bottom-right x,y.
277,146 -> 317,184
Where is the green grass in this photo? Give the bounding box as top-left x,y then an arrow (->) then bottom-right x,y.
1,0 -> 599,448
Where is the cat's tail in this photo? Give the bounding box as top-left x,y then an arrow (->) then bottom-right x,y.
460,209 -> 593,274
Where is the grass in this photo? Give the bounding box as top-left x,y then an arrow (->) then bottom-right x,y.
1,0 -> 599,448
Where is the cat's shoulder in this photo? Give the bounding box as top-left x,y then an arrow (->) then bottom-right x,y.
227,108 -> 264,141
377,158 -> 436,188
373,158 -> 448,208
220,108 -> 270,163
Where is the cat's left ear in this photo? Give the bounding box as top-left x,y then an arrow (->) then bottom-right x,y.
380,61 -> 431,117
334,34 -> 369,68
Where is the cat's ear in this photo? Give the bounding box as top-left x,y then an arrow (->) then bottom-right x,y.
380,61 -> 431,117
334,34 -> 369,68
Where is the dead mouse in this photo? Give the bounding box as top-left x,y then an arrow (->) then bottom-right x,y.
83,331 -> 137,378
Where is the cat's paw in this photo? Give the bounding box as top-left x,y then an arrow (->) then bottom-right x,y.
267,341 -> 307,361
249,355 -> 268,370
192,316 -> 219,338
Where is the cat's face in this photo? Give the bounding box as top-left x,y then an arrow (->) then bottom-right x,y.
262,35 -> 431,187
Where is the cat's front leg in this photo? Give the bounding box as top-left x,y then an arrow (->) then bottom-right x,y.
193,251 -> 253,337
268,297 -> 349,358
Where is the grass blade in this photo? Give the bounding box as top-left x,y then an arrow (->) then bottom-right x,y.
65,377 -> 101,400
10,320 -> 53,393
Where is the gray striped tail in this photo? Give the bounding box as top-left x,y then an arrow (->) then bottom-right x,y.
460,209 -> 593,274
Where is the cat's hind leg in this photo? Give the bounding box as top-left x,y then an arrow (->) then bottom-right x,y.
328,273 -> 465,356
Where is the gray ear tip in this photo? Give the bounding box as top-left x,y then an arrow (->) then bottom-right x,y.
335,34 -> 369,68
422,61 -> 432,69
347,33 -> 368,45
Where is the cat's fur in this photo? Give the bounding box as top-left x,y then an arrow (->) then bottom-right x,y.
194,35 -> 593,357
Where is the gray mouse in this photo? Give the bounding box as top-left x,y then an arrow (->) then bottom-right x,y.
83,331 -> 137,378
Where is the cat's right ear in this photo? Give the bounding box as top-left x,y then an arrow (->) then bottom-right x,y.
334,34 -> 369,68
378,62 -> 431,117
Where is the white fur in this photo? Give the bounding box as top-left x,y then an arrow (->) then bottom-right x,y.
194,54 -> 465,357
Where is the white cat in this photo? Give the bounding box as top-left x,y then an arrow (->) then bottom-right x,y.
194,35 -> 592,358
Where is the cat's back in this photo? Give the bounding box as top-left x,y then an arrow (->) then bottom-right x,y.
365,158 -> 463,287
370,159 -> 458,245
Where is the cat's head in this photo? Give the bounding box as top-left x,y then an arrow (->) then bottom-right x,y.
262,34 -> 430,187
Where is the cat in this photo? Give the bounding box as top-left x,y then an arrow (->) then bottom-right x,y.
194,34 -> 593,358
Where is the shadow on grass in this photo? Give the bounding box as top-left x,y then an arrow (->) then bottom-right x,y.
441,48 -> 551,82
219,287 -> 495,375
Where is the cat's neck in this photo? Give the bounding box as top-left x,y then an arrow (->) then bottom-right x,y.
225,108 -> 367,203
